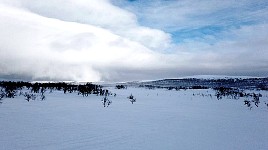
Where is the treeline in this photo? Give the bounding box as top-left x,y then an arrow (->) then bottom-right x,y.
0,81 -> 109,102
214,87 -> 264,109
139,84 -> 208,90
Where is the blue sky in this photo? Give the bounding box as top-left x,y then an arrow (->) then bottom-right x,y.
0,0 -> 268,81
114,0 -> 268,44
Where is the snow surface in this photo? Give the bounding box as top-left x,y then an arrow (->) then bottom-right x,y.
1,87 -> 268,150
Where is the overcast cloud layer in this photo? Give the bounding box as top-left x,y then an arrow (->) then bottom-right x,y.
0,0 -> 268,82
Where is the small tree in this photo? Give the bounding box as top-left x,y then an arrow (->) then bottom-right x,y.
128,94 -> 136,104
102,96 -> 112,107
0,89 -> 4,104
244,99 -> 252,110
24,93 -> 37,102
115,85 -> 126,89
0,89 -> 4,100
40,94 -> 46,101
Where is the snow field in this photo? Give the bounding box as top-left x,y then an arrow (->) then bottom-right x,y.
0,87 -> 268,150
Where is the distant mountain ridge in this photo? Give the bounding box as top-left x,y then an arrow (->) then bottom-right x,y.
127,76 -> 268,90
179,75 -> 265,79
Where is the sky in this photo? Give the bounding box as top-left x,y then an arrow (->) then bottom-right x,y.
0,0 -> 268,82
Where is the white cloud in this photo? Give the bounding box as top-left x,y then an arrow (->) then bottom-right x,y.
173,23 -> 268,75
0,3 -> 174,81
120,0 -> 268,31
0,0 -> 172,51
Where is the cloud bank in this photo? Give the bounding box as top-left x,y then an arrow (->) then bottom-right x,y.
0,0 -> 268,82
0,1 -> 173,81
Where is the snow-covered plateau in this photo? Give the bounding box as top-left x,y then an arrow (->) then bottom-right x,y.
1,86 -> 268,150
